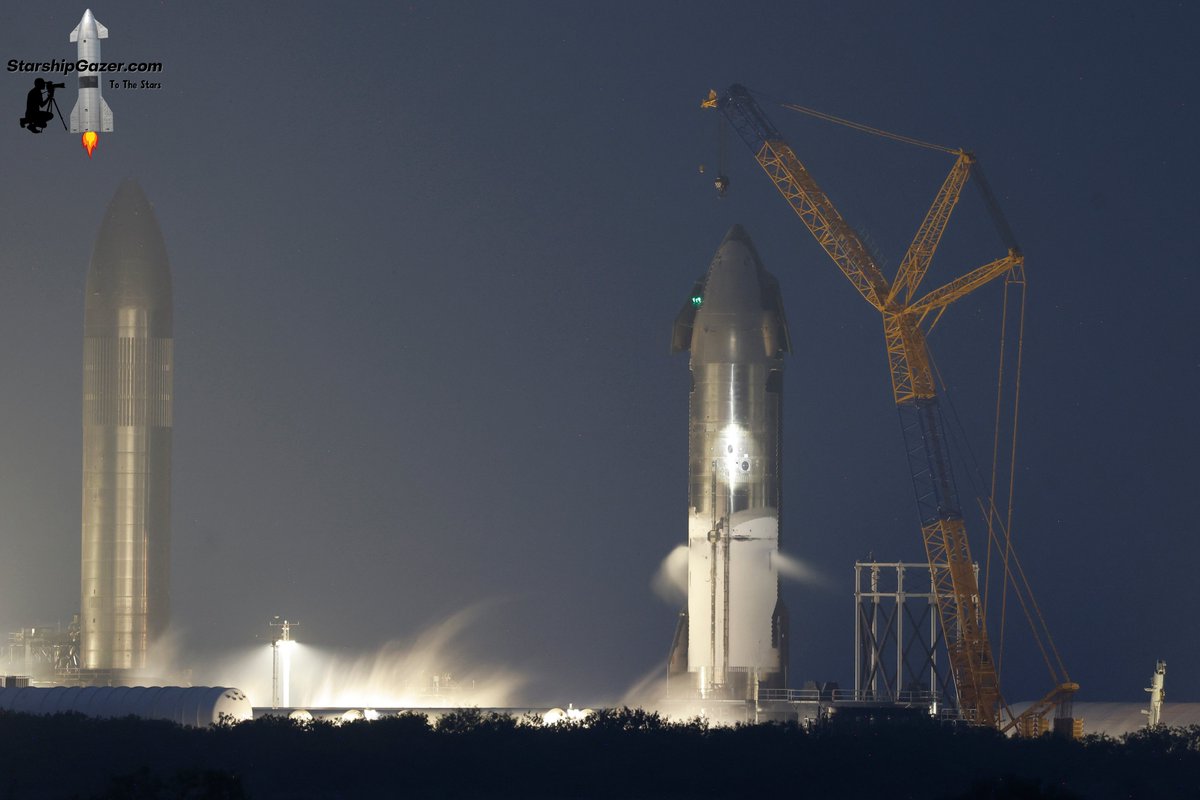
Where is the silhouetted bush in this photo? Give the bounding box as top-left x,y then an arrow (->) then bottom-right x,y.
435,706 -> 520,734
1,709 -> 1197,799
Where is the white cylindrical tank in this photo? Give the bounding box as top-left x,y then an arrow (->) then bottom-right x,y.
0,686 -> 251,727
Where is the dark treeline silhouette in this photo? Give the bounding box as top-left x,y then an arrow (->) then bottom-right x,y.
1,707 -> 1197,799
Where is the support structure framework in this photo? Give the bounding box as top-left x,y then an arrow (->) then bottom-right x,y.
854,562 -> 955,708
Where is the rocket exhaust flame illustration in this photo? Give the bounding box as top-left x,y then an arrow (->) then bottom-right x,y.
668,225 -> 791,701
69,9 -> 113,155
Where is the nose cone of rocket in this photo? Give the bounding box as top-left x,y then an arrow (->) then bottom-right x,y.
85,179 -> 172,336
75,9 -> 96,35
672,225 -> 790,364
698,224 -> 767,319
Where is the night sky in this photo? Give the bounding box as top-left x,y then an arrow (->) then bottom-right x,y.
0,2 -> 1196,707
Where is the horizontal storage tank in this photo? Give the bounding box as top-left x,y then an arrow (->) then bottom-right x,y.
0,686 -> 251,727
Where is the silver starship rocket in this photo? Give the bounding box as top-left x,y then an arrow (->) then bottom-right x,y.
80,179 -> 172,675
667,224 -> 790,700
69,9 -> 113,135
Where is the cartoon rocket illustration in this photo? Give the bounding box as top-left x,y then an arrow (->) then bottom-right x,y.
70,9 -> 113,156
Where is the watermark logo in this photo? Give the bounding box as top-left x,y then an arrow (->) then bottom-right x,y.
10,11 -> 164,158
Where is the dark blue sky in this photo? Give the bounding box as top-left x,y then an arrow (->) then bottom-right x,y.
0,2 -> 1196,706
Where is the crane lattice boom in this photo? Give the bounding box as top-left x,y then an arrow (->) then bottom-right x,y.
706,84 -> 1057,728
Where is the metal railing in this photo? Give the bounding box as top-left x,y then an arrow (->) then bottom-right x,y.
758,688 -> 945,705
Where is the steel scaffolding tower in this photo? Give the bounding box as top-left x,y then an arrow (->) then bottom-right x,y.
854,562 -> 955,708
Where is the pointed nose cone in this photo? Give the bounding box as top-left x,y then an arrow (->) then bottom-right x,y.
698,224 -> 764,318
681,225 -> 790,364
85,179 -> 173,336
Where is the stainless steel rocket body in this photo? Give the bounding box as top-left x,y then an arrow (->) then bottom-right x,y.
668,225 -> 790,700
81,180 -> 172,673
69,9 -> 114,134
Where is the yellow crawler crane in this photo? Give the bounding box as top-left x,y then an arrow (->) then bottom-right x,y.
704,85 -> 1075,732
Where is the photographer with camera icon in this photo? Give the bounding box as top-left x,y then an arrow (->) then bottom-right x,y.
20,78 -> 65,133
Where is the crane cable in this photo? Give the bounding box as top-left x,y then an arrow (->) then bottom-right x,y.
976,497 -> 1066,683
771,90 -> 1024,258
993,275 -> 1022,676
778,100 -> 960,155
973,271 -> 1070,685
986,277 -> 1015,672
751,86 -> 1027,258
718,111 -> 729,176
714,113 -> 731,196
990,272 -> 1068,682
930,344 -> 1066,686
